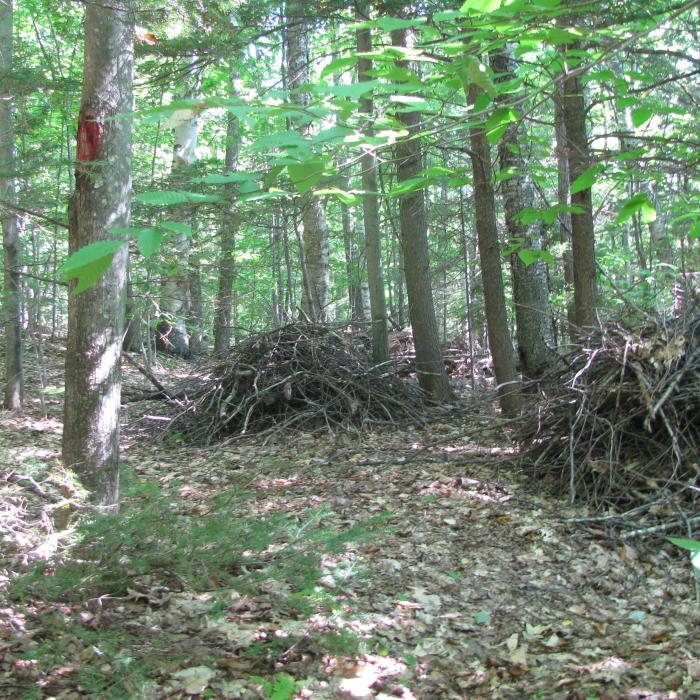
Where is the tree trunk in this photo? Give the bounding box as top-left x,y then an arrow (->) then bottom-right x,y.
123,268 -> 142,351
1,0 -> 22,409
356,8 -> 389,362
391,27 -> 452,402
63,1 -> 133,510
491,49 -> 552,379
214,106 -> 239,353
459,187 -> 476,388
187,256 -> 203,354
467,83 -> 522,415
340,191 -> 360,320
285,4 -> 329,321
158,84 -> 200,358
554,84 -> 577,343
562,46 -> 597,330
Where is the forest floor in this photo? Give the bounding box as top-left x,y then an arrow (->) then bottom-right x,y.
1,337 -> 699,700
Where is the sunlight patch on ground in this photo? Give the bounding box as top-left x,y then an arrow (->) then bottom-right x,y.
334,654 -> 411,698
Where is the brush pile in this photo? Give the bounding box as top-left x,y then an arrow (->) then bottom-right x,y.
518,313 -> 700,535
170,323 -> 427,444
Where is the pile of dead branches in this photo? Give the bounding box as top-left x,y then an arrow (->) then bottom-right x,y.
518,314 -> 699,533
170,323 -> 427,444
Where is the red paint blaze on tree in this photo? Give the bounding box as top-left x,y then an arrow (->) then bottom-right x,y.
77,111 -> 102,162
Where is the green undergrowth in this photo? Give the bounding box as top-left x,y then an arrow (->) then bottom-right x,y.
12,466 -> 389,601
9,466 -> 391,697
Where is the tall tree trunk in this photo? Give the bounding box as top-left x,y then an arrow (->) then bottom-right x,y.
491,49 -> 552,378
122,268 -> 142,351
340,190 -> 360,319
187,256 -> 203,354
63,0 -> 133,510
281,202 -> 296,320
467,83 -> 522,415
390,27 -> 452,402
356,7 -> 389,362
214,103 -> 239,354
561,45 -> 597,330
158,83 -> 199,358
1,0 -> 22,409
459,187 -> 476,388
554,84 -> 577,343
285,4 -> 329,321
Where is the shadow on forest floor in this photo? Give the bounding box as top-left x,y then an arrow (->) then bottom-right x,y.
1,338 -> 699,699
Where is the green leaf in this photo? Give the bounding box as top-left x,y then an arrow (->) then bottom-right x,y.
570,164 -> 604,195
485,106 -> 519,145
318,81 -> 380,99
375,16 -> 426,31
239,179 -> 260,195
389,94 -> 429,107
194,172 -> 254,184
458,55 -> 498,98
240,190 -> 290,203
288,159 -> 325,195
615,194 -> 656,225
616,96 -> 636,109
59,240 -> 127,295
160,221 -> 192,235
137,228 -> 163,258
388,177 -> 431,196
320,56 -> 358,79
460,0 -> 502,13
263,164 -> 285,190
632,107 -> 653,128
667,537 -> 700,552
690,221 -> 700,240
474,610 -> 491,625
433,10 -> 462,21
544,27 -> 581,45
486,124 -> 508,145
134,190 -> 221,206
517,248 -> 555,266
612,146 -> 646,161
314,188 -> 360,205
251,131 -> 307,151
517,209 -> 541,226
473,91 -> 492,113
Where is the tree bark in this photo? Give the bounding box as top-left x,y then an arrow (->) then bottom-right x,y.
285,3 -> 329,321
340,185 -> 360,319
553,83 -> 577,343
187,256 -> 203,354
158,82 -> 200,358
391,27 -> 452,402
491,49 -> 552,378
0,0 -> 22,409
356,8 -> 389,362
214,106 -> 239,354
467,83 -> 522,415
63,1 -> 133,510
561,46 -> 597,330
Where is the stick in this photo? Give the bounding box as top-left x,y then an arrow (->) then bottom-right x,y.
621,514 -> 700,540
122,351 -> 177,401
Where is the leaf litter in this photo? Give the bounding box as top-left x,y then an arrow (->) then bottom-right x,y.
0,342 -> 699,699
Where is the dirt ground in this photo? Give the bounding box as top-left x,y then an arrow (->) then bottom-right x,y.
1,338 -> 699,699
